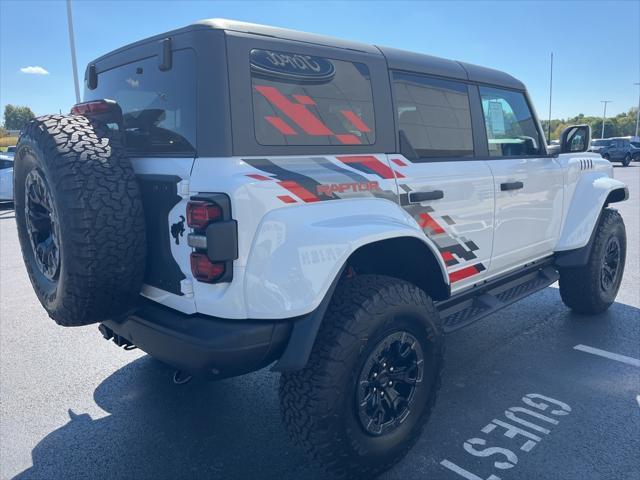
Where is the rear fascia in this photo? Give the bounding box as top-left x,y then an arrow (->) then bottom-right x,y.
85,28 -> 232,157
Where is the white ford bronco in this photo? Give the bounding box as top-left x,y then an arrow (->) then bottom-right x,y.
14,19 -> 628,478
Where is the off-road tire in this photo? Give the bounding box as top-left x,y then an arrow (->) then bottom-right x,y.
14,115 -> 146,326
558,209 -> 626,314
622,154 -> 631,167
279,275 -> 444,479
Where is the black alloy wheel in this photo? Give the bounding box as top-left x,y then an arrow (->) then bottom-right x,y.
24,168 -> 60,281
357,330 -> 425,436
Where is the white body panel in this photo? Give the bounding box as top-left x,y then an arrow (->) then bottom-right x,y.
134,149 -> 626,320
553,153 -> 624,251
487,156 -> 564,274
390,155 -> 495,292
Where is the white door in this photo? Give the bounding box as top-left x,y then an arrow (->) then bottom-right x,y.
479,86 -> 564,274
391,72 -> 495,291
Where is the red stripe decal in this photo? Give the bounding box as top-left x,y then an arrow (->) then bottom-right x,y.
255,86 -> 333,136
278,180 -> 321,203
441,251 -> 455,262
293,94 -> 316,105
335,134 -> 362,145
247,173 -> 272,181
336,155 -> 399,179
449,265 -> 480,283
277,195 -> 297,204
391,158 -> 407,167
418,213 -> 445,234
264,116 -> 298,135
341,110 -> 372,133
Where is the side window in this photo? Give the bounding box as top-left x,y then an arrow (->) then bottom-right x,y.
392,71 -> 474,159
479,86 -> 543,157
250,49 -> 375,146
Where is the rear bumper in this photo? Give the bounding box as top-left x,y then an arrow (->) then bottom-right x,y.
101,299 -> 292,379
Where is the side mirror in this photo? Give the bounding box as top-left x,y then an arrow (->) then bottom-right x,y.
560,124 -> 591,154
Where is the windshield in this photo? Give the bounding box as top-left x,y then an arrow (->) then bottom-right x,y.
591,139 -> 610,146
84,49 -> 196,156
630,141 -> 640,148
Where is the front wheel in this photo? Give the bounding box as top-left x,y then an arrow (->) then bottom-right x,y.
558,209 -> 626,314
622,154 -> 631,167
279,275 -> 443,478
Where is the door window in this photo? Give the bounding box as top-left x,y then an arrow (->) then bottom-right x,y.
392,72 -> 474,159
479,86 -> 543,157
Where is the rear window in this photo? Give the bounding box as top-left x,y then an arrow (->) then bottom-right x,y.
85,49 -> 196,155
250,49 -> 376,146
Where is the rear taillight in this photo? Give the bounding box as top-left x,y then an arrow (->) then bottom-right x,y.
186,195 -> 237,284
190,253 -> 225,283
71,100 -> 112,115
71,99 -> 123,126
186,201 -> 222,230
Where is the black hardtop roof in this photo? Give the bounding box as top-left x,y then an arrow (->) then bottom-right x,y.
93,18 -> 525,90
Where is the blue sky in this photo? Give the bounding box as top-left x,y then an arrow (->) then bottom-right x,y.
1,0 -> 639,120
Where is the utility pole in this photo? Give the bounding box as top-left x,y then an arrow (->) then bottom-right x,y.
547,53 -> 553,143
66,0 -> 81,104
600,100 -> 612,139
634,82 -> 640,139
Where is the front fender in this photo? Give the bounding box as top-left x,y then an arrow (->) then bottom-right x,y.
556,174 -> 628,251
244,198 -> 448,319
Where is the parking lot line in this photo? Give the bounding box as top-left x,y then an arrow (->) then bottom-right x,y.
573,344 -> 640,367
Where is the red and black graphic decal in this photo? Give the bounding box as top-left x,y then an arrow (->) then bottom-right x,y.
254,86 -> 370,145
243,157 -> 332,203
336,155 -> 405,179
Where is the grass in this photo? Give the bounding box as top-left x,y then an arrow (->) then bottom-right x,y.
0,137 -> 18,151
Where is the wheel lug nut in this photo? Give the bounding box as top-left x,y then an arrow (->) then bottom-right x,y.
388,381 -> 392,386
389,367 -> 394,372
373,373 -> 377,378
381,391 -> 384,396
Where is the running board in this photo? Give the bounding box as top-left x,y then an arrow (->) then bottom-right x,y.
436,261 -> 559,333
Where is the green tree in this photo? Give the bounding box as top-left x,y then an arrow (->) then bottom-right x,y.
3,105 -> 35,131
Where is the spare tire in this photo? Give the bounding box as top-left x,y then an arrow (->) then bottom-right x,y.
14,115 -> 146,326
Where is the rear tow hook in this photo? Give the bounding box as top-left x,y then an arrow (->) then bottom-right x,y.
98,324 -> 137,351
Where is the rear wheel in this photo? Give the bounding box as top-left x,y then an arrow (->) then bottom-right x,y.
14,115 -> 146,326
279,275 -> 443,478
558,209 -> 626,314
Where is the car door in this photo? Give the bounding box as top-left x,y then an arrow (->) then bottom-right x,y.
390,71 -> 495,291
478,86 -> 564,274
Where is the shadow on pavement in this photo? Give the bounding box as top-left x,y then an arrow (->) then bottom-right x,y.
13,294 -> 640,480
13,356 -> 321,480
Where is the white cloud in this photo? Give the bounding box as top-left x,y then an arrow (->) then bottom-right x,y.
20,66 -> 49,75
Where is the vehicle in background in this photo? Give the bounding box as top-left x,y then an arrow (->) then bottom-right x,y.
4,146 -> 16,158
630,140 -> 640,161
0,156 -> 14,202
589,138 -> 635,166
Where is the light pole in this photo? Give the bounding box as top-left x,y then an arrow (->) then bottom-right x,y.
634,82 -> 639,139
66,0 -> 80,104
600,100 -> 612,139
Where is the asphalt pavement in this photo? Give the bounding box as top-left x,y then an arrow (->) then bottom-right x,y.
1,165 -> 638,480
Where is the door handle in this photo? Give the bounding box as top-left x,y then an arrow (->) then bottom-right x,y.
408,190 -> 444,203
500,181 -> 524,191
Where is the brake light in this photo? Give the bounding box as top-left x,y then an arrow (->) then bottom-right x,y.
190,253 -> 225,283
71,100 -> 114,116
186,201 -> 222,230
